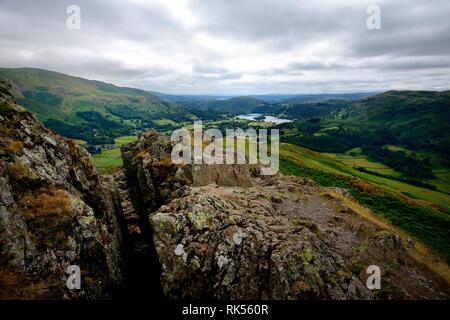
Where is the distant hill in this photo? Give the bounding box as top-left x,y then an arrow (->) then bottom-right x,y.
179,96 -> 268,115
150,92 -> 236,103
0,68 -> 195,144
156,92 -> 375,104
282,90 -> 450,162
254,100 -> 354,120
247,92 -> 374,103
176,93 -> 374,119
282,92 -> 374,104
340,91 -> 450,155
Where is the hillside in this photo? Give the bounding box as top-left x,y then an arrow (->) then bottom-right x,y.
1,81 -> 449,299
0,68 -> 195,144
255,99 -> 353,120
178,96 -> 268,115
283,93 -> 373,104
279,144 -> 450,261
279,91 -> 450,186
282,90 -> 450,154
340,91 -> 450,155
119,129 -> 449,299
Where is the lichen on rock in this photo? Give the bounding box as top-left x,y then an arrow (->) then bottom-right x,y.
0,80 -> 125,300
123,129 -> 450,300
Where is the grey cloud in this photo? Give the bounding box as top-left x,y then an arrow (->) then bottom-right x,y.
349,0 -> 450,58
257,68 -> 303,76
190,0 -> 361,47
0,0 -> 449,94
288,61 -> 348,71
377,56 -> 450,71
192,64 -> 229,74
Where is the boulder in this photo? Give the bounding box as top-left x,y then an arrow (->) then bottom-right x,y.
150,185 -> 373,299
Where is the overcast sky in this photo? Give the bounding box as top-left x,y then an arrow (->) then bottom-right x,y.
0,0 -> 449,94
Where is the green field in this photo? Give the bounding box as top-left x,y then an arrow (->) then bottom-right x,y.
329,147 -> 402,177
92,136 -> 137,172
381,145 -> 450,195
280,143 -> 450,212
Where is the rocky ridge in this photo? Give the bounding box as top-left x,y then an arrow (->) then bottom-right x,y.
0,81 -> 125,299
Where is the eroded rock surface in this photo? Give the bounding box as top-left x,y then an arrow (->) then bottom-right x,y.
0,81 -> 125,299
151,184 -> 372,299
121,129 -> 450,300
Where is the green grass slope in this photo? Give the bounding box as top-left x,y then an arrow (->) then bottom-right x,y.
0,68 -> 195,143
282,90 -> 450,156
279,143 -> 450,261
338,90 -> 450,155
280,143 -> 450,211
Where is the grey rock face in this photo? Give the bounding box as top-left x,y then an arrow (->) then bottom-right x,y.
0,81 -> 125,299
121,129 -> 253,218
150,185 -> 373,299
122,130 -> 374,299
121,129 -> 192,216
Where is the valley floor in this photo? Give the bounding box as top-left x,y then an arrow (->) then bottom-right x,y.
90,136 -> 138,173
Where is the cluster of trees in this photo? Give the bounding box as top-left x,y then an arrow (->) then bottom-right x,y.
46,108 -> 184,147
401,135 -> 450,157
354,167 -> 436,190
282,120 -> 395,153
45,119 -> 116,145
188,108 -> 224,121
106,104 -> 192,123
76,111 -> 122,130
361,145 -> 434,179
280,119 -> 435,180
256,100 -> 352,120
85,145 -> 102,154
22,90 -> 62,107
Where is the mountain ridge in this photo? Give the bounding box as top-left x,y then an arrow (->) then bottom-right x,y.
0,67 -> 196,144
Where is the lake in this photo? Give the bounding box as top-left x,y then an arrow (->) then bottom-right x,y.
235,113 -> 292,124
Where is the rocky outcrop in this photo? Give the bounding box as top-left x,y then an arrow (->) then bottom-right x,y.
121,130 -> 253,218
121,130 -> 192,217
119,130 -> 256,299
0,81 -> 125,299
151,184 -> 372,299
121,129 -> 450,300
121,131 -> 373,299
